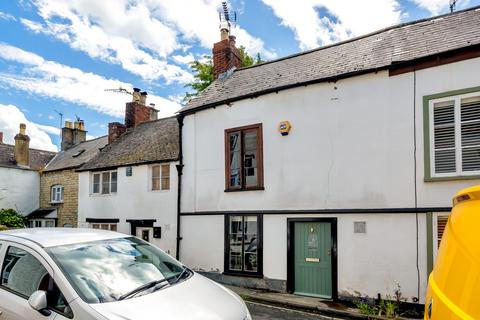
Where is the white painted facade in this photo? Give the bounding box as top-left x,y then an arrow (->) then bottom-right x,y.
78,162 -> 178,256
180,57 -> 480,303
0,167 -> 39,215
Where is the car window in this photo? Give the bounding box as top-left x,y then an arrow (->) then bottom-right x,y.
1,246 -> 73,318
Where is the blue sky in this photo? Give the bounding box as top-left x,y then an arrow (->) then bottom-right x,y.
0,0 -> 478,151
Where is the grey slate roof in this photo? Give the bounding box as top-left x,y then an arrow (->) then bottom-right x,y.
78,116 -> 179,171
0,143 -> 56,171
182,6 -> 480,113
43,136 -> 108,172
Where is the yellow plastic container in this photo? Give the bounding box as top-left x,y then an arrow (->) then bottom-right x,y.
425,185 -> 480,320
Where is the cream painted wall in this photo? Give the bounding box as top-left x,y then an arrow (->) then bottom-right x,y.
0,167 -> 39,215
78,162 -> 178,256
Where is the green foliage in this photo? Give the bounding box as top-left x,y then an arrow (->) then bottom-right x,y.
184,47 -> 264,101
353,284 -> 405,318
0,209 -> 26,228
0,225 -> 8,231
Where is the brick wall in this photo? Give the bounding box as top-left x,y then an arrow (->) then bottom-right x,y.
125,102 -> 151,128
40,169 -> 79,227
213,36 -> 241,79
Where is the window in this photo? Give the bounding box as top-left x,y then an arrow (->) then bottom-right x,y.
91,223 -> 117,231
151,164 -> 170,191
429,93 -> 480,178
29,220 -> 55,228
92,171 -> 117,195
225,214 -> 262,276
225,124 -> 263,191
1,246 -> 72,317
50,185 -> 64,203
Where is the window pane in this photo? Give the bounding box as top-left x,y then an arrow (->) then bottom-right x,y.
100,224 -> 109,230
229,132 -> 242,188
45,221 -> 54,228
152,166 -> 160,190
111,172 -> 118,193
161,164 -> 170,190
35,221 -> 42,228
93,174 -> 100,193
243,216 -> 258,272
59,186 -> 64,201
91,224 -> 100,229
102,172 -> 110,194
110,224 -> 117,232
1,247 -> 48,297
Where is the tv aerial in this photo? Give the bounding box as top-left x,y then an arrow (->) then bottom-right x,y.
104,87 -> 133,96
219,1 -> 237,33
449,0 -> 457,12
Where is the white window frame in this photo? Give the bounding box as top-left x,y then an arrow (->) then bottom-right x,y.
90,223 -> 117,231
29,219 -> 56,228
50,185 -> 64,203
429,92 -> 480,178
149,163 -> 170,191
91,171 -> 118,195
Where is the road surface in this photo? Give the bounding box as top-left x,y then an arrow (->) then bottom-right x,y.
247,301 -> 343,320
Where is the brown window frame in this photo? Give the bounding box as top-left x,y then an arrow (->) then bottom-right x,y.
224,123 -> 264,191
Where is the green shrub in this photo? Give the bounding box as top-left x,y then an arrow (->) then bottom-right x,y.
0,224 -> 8,231
0,209 -> 26,228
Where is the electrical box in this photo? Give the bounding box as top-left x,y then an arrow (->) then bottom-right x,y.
153,227 -> 161,238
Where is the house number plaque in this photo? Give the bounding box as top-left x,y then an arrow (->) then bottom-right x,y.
305,258 -> 320,262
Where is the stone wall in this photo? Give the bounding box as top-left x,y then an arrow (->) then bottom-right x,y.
40,169 -> 78,227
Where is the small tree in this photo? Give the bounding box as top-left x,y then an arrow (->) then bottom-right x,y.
0,209 -> 26,229
184,47 -> 264,101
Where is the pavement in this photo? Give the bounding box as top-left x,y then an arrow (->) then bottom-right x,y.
247,301 -> 342,320
228,285 -> 421,320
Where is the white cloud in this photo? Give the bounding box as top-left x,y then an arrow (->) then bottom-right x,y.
0,11 -> 16,21
0,104 -> 58,152
0,43 -> 181,118
410,0 -> 468,15
262,0 -> 402,50
22,0 -> 192,83
172,53 -> 195,65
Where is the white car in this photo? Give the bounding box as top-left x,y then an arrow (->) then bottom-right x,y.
0,228 -> 252,320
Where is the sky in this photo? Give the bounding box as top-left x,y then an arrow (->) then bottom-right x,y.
0,0 -> 479,152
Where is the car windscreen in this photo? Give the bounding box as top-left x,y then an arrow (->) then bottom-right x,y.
47,237 -> 184,303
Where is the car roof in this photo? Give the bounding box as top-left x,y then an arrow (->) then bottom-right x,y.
0,228 -> 127,248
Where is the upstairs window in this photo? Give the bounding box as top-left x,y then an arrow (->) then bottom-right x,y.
151,164 -> 170,191
92,171 -> 117,195
51,185 -> 64,203
429,93 -> 480,178
225,124 -> 264,191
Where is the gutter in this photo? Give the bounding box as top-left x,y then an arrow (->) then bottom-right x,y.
175,115 -> 184,260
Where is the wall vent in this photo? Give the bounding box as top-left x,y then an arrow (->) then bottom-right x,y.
354,221 -> 367,234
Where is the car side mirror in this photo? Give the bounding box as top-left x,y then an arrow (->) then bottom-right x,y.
28,290 -> 51,316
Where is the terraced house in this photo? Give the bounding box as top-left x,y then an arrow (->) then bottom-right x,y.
77,90 -> 180,256
178,7 -> 480,304
33,120 -> 107,228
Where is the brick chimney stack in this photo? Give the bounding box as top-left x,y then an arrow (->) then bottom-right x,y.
213,25 -> 241,79
108,88 -> 158,144
61,120 -> 87,151
14,123 -> 30,166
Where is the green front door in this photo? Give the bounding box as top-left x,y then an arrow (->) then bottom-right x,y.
294,222 -> 333,298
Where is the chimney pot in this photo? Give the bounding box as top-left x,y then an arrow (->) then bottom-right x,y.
139,91 -> 148,105
19,123 -> 26,135
62,120 -> 87,151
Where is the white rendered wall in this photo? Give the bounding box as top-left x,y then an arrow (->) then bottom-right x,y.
78,162 -> 178,256
181,213 -> 427,302
0,167 -> 39,215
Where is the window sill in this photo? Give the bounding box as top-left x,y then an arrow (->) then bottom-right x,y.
222,271 -> 264,278
49,201 -> 63,205
425,175 -> 480,182
90,193 -> 117,197
225,187 -> 265,193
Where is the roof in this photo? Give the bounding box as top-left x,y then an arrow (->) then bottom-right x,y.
26,208 -> 57,219
0,228 -> 126,248
182,6 -> 480,114
43,136 -> 108,172
0,143 -> 56,171
78,116 -> 179,171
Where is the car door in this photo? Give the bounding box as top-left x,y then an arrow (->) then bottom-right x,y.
0,242 -> 73,320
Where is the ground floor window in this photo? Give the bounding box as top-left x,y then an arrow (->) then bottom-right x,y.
224,214 -> 262,276
91,223 -> 117,231
28,219 -> 55,228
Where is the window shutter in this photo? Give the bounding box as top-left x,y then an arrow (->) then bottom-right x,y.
433,101 -> 456,174
437,215 -> 449,248
460,99 -> 480,172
